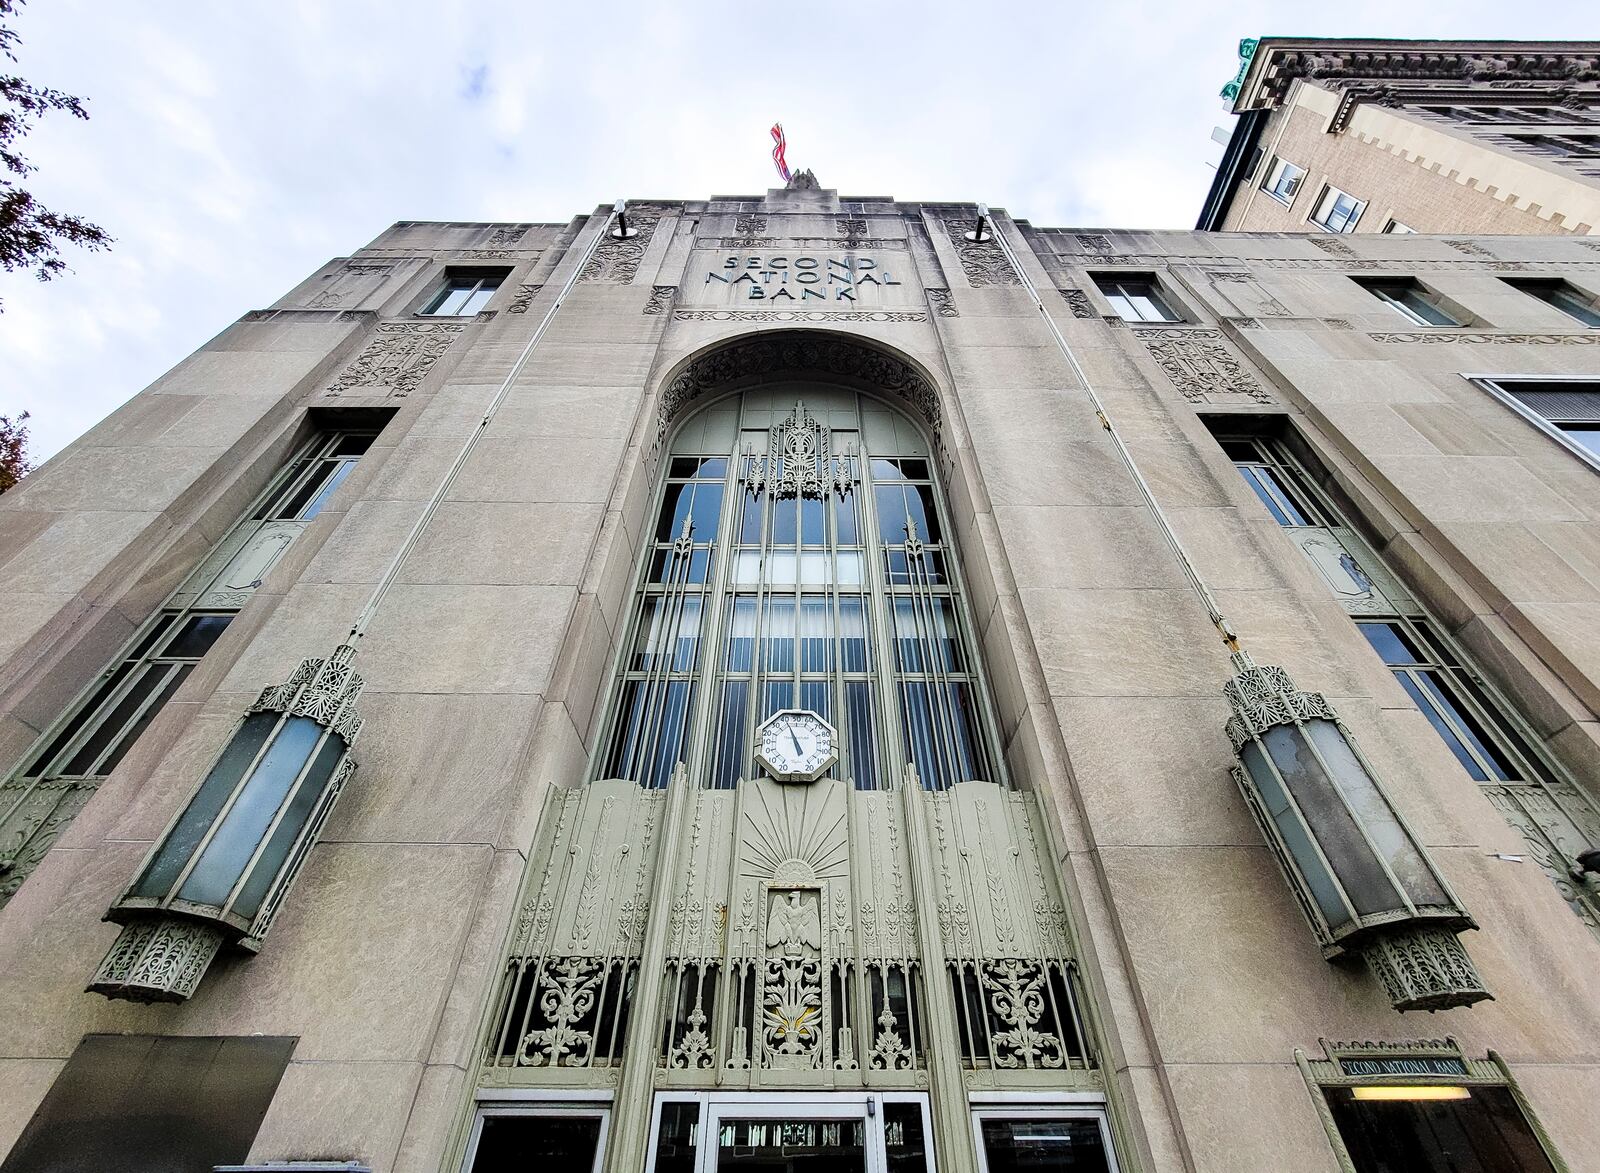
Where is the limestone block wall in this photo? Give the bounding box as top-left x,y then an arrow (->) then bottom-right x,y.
1,199 -> 1599,1173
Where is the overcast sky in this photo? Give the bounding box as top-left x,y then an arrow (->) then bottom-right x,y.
1,0 -> 1592,462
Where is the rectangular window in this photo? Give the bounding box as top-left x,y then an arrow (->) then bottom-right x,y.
1504,278 -> 1600,328
1310,185 -> 1366,233
1091,275 -> 1181,323
466,1105 -> 610,1173
1474,379 -> 1600,469
1355,278 -> 1463,327
421,269 -> 507,316
971,1106 -> 1119,1173
1382,218 -> 1416,234
1259,156 -> 1305,204
1357,620 -> 1522,782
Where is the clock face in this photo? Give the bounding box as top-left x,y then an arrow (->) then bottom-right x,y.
755,709 -> 838,783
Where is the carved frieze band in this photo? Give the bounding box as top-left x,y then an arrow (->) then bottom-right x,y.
1050,251 -> 1597,273
696,237 -> 906,250
325,321 -> 464,398
1368,332 -> 1600,345
941,219 -> 1021,287
673,309 -> 927,324
1133,328 -> 1275,405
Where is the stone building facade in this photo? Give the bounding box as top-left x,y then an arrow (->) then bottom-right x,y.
1200,38 -> 1600,236
1,178 -> 1600,1173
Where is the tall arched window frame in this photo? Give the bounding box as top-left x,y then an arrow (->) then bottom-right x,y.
596,386 -> 1007,792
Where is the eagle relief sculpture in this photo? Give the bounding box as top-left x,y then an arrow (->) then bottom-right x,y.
762,888 -> 824,1067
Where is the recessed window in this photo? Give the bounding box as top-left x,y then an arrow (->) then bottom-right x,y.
1259,156 -> 1306,204
1310,184 -> 1366,233
1381,218 -> 1416,234
1504,278 -> 1600,327
1475,379 -> 1600,467
421,270 -> 506,316
1355,278 -> 1463,327
1091,275 -> 1181,323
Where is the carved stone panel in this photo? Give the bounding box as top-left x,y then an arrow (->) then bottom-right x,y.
581,207 -> 671,284
941,219 -> 1021,287
643,285 -> 677,315
1204,270 -> 1291,318
325,321 -> 464,398
1133,328 -> 1275,405
507,284 -> 543,314
926,288 -> 959,318
1058,288 -> 1095,319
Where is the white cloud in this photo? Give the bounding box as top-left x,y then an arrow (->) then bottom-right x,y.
1,0 -> 1594,459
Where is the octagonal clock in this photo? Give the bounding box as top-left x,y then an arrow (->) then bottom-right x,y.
755,709 -> 838,783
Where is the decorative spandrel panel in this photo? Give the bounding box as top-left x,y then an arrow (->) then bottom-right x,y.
481,780 -> 664,1086
1285,525 -> 1415,616
168,520 -> 310,610
479,774 -> 1098,1094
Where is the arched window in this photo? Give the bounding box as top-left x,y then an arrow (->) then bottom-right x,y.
597,385 -> 1004,791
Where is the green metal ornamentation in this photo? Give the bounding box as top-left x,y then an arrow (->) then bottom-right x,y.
1220,37 -> 1261,102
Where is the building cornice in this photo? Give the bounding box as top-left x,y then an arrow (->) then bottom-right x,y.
1232,39 -> 1600,114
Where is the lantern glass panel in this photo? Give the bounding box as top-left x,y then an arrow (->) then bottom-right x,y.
1241,739 -> 1353,931
177,717 -> 325,909
132,712 -> 279,899
1306,720 -> 1449,907
230,733 -> 346,921
1259,722 -> 1401,918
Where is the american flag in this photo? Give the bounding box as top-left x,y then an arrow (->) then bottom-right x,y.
770,123 -> 791,183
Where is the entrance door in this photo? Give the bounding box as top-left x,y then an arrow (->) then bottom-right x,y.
648,1093 -> 932,1173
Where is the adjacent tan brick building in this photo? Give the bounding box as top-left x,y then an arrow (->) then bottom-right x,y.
1200,38 -> 1600,236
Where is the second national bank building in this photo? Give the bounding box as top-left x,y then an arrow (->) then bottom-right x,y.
4,163 -> 1600,1170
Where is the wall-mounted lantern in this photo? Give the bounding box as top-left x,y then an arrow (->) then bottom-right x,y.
1224,653 -> 1490,1012
88,646 -> 364,1002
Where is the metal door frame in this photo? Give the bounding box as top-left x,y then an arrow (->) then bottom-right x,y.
644,1089 -> 934,1173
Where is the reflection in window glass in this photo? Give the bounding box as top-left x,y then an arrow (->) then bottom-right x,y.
598,393 -> 999,791
469,1113 -> 603,1171
652,1102 -> 699,1173
884,1102 -> 928,1173
1324,1085 -> 1555,1173
977,1116 -> 1113,1173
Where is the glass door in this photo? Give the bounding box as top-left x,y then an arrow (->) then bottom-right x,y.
649,1092 -> 932,1173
